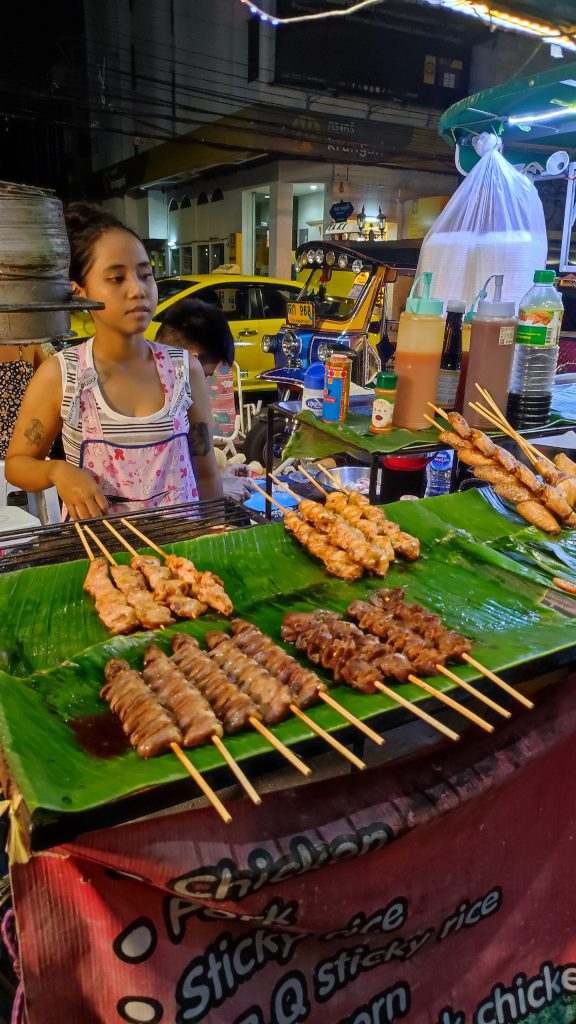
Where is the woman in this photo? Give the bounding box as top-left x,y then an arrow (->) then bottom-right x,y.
5,204 -> 222,519
0,344 -> 49,460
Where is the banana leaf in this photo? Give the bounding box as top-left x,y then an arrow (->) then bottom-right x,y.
0,491 -> 574,824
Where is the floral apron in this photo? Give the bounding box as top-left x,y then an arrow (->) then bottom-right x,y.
63,342 -> 198,517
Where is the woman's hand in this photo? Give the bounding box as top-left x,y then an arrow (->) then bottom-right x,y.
49,462 -> 109,520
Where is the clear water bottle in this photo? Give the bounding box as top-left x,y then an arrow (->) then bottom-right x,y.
507,270 -> 563,428
425,449 -> 454,497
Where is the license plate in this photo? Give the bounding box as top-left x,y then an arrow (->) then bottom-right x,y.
286,301 -> 315,327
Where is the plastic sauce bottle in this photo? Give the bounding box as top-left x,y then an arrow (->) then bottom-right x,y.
370,371 -> 398,434
392,272 -> 445,430
507,270 -> 564,429
322,353 -> 351,423
301,361 -> 325,417
461,275 -> 516,429
436,299 -> 465,409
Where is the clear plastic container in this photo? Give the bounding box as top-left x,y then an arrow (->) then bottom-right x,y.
507,270 -> 563,427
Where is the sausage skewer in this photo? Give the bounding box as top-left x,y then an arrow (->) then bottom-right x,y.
203,632 -> 367,770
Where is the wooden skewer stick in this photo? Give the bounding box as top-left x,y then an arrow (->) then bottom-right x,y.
170,742 -> 232,823
210,735 -> 261,805
316,463 -> 350,493
435,664 -> 511,719
407,674 -> 494,733
249,717 -> 311,776
103,519 -> 139,557
468,402 -> 539,466
319,691 -> 384,745
120,518 -> 169,559
423,413 -> 444,431
75,523 -> 94,561
462,654 -> 534,709
474,384 -> 544,460
298,464 -> 329,496
250,480 -> 292,512
474,384 -> 510,428
83,524 -> 118,566
373,681 -> 459,741
426,402 -> 451,423
269,473 -> 302,502
290,705 -> 366,769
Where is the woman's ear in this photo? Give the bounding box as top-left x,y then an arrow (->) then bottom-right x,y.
70,280 -> 87,299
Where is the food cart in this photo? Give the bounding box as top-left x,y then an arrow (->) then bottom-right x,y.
3,61 -> 576,1024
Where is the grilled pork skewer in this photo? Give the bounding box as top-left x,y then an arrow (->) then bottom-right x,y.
83,558 -> 139,635
171,633 -> 262,732
102,658 -> 181,756
164,554 -> 233,616
323,493 -> 420,560
131,555 -> 208,619
142,645 -> 223,746
109,563 -> 175,630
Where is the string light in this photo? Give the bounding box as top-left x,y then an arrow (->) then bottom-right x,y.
239,0 -> 576,52
421,1 -> 576,52
239,0 -> 385,26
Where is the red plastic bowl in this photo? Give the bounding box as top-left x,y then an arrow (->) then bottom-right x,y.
383,454 -> 431,471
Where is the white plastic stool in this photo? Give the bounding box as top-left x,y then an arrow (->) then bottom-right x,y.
0,461 -> 61,525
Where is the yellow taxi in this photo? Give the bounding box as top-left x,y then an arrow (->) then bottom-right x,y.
70,274 -> 302,392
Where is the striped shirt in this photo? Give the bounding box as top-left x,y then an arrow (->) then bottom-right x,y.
57,338 -> 191,467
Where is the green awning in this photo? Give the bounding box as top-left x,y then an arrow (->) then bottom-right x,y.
439,59 -> 576,172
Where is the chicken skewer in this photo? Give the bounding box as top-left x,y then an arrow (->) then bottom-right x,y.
271,475 -> 391,575
250,480 -> 363,580
425,408 -> 575,533
119,517 -> 233,616
103,520 -> 208,620
83,525 -> 175,629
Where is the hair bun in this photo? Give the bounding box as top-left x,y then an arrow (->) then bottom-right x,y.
64,201 -> 113,234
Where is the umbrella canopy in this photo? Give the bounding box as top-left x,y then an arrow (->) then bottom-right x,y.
439,59 -> 576,172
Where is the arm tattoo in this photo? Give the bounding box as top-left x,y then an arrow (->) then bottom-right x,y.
23,418 -> 44,446
188,422 -> 211,457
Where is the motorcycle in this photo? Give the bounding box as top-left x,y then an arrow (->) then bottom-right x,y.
243,241 -> 397,464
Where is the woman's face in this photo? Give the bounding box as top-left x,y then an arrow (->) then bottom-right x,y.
75,228 -> 158,335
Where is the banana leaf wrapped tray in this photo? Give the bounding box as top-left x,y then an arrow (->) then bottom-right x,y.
0,490 -> 574,850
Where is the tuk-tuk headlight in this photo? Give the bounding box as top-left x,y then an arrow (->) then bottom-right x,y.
281,333 -> 301,357
307,250 -> 316,265
352,259 -> 363,273
337,254 -> 348,269
317,342 -> 334,363
262,334 -> 279,353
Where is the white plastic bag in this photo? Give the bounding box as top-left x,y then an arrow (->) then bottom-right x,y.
417,136 -> 547,312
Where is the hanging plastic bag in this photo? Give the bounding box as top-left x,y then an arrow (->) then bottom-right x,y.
416,134 -> 547,312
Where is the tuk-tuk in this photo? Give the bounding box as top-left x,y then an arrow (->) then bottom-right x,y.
259,240 -> 397,391
242,241 -> 396,461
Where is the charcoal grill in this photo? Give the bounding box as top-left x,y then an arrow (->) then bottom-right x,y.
0,497 -> 265,573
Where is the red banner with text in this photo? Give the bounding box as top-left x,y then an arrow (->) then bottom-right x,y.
12,676 -> 576,1024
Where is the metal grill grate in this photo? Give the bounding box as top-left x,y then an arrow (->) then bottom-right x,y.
0,498 -> 265,572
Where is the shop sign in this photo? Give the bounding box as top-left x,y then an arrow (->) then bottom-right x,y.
12,676 -> 576,1023
329,202 -> 354,224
